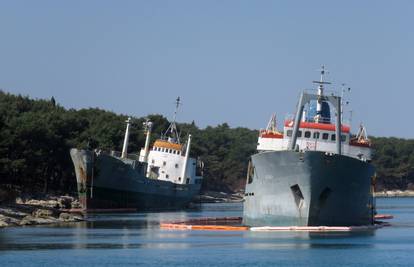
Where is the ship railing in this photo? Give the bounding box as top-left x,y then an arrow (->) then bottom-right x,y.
109,150 -> 139,160
283,114 -> 351,127
127,153 -> 139,161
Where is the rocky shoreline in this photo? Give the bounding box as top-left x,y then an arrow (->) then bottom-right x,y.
374,190 -> 414,197
0,196 -> 84,228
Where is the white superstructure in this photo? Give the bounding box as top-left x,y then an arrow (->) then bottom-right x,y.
257,68 -> 372,162
133,97 -> 204,185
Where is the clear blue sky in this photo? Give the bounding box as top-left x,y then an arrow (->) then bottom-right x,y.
0,1 -> 413,138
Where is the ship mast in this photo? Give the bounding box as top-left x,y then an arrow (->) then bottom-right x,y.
142,119 -> 153,163
163,97 -> 181,144
312,66 -> 331,123
121,117 -> 132,159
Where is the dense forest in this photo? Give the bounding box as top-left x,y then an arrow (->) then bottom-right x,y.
0,90 -> 413,198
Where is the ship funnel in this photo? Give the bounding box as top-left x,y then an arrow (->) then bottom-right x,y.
121,117 -> 132,159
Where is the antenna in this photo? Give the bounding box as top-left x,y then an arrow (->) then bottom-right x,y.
312,65 -> 332,86
172,96 -> 181,125
340,83 -> 351,123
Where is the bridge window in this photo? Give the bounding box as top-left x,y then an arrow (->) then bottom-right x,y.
304,131 -> 311,138
287,130 -> 292,137
341,135 -> 347,142
313,132 -> 320,139
297,131 -> 302,137
331,134 -> 336,141
322,133 -> 329,140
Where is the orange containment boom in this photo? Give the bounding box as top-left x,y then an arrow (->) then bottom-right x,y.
160,223 -> 248,231
374,214 -> 394,220
160,216 -> 248,231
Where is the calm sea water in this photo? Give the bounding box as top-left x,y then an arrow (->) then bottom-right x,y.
0,198 -> 413,266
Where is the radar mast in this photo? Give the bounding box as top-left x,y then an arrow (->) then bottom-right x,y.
163,97 -> 181,144
312,65 -> 332,123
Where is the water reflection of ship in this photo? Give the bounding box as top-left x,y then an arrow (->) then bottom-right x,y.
70,97 -> 204,211
244,67 -> 375,227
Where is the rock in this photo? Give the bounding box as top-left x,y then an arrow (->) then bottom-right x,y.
26,199 -> 60,209
71,200 -> 82,209
59,212 -> 72,221
58,196 -> 74,209
0,220 -> 8,228
0,214 -> 20,226
19,215 -> 37,226
15,197 -> 23,204
0,207 -> 28,218
32,208 -> 53,218
59,212 -> 83,222
19,215 -> 58,226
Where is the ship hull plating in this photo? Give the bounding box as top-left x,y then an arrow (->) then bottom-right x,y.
243,151 -> 375,226
70,149 -> 201,211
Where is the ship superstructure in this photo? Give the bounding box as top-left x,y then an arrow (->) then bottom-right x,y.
243,67 -> 375,226
70,97 -> 203,211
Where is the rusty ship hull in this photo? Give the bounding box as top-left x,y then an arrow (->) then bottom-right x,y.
70,149 -> 201,211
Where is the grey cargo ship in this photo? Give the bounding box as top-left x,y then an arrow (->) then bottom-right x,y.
243,67 -> 375,226
70,97 -> 203,211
